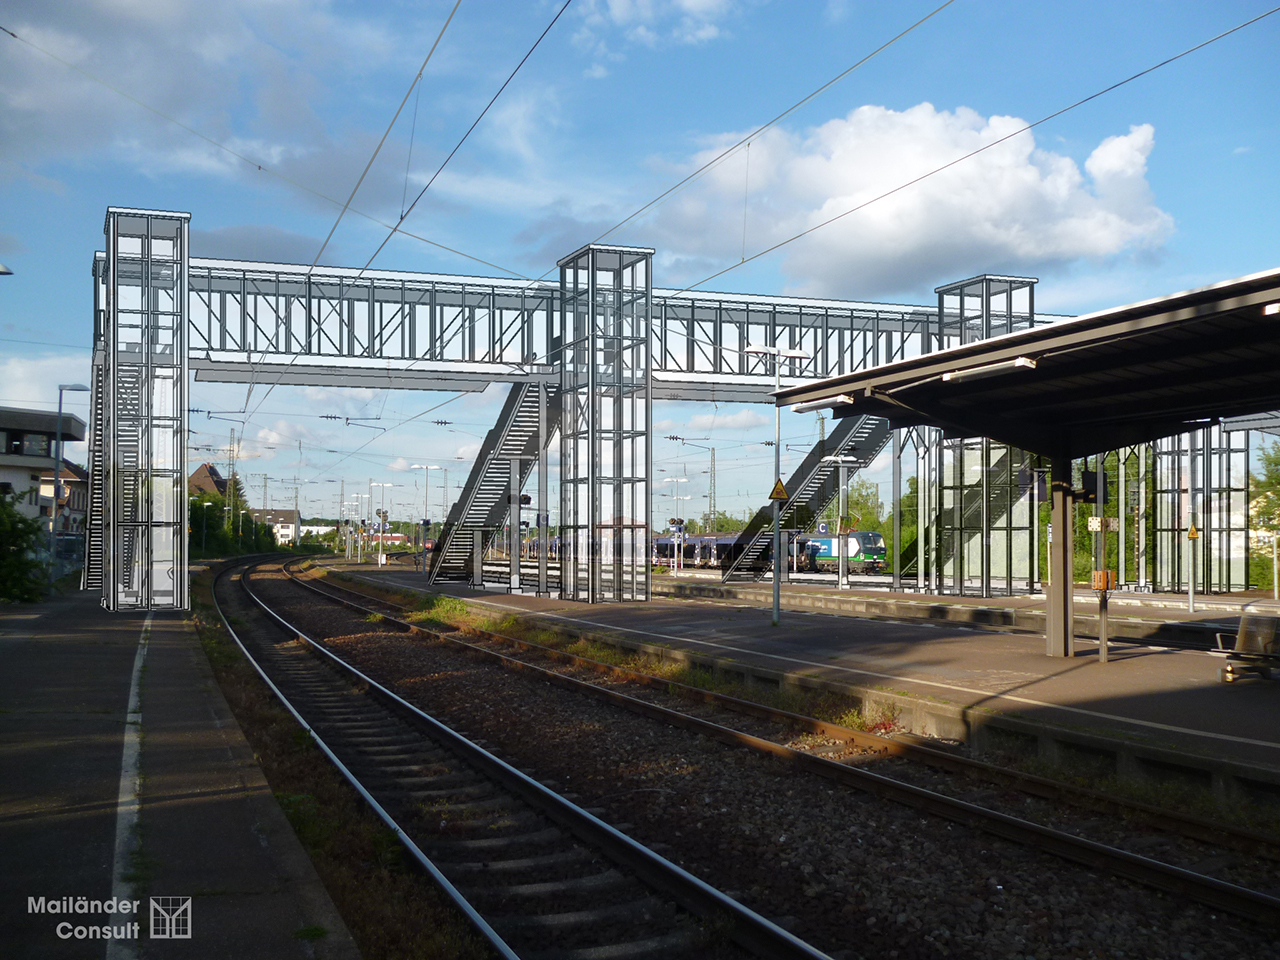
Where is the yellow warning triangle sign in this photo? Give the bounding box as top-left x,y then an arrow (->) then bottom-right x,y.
1187,524 -> 1199,540
769,478 -> 789,501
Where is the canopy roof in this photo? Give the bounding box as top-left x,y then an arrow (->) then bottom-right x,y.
777,266 -> 1280,461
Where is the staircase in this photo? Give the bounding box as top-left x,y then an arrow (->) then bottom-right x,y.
114,370 -> 144,596
899,444 -> 1027,588
428,382 -> 558,584
722,415 -> 893,582
82,356 -> 106,592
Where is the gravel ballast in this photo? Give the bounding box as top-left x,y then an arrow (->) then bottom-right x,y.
250,568 -> 1280,960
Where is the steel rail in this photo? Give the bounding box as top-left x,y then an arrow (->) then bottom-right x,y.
294,559 -> 1280,859
236,560 -> 833,960
284,559 -> 1280,925
209,561 -> 523,960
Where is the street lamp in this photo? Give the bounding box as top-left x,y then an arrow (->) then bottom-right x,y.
662,477 -> 690,571
745,344 -> 810,627
667,435 -> 716,533
201,501 -> 212,553
410,464 -> 441,575
48,383 -> 89,587
371,482 -> 393,565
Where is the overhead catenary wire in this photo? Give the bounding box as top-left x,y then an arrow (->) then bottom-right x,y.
308,0 -> 462,273
360,0 -> 575,275
675,3 -> 1280,297
248,1 -> 463,432
517,0 -> 958,291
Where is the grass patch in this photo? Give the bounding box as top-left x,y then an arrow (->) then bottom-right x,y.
189,564 -> 494,960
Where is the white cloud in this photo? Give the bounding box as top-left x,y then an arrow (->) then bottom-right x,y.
386,457 -> 410,472
687,408 -> 769,431
573,0 -> 737,58
646,105 -> 1174,299
0,0 -> 431,214
455,441 -> 481,461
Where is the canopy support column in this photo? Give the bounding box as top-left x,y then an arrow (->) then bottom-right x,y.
1046,456 -> 1075,657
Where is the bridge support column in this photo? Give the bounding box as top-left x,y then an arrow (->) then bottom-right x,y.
538,380 -> 549,597
892,428 -> 902,591
838,465 -> 848,589
558,244 -> 653,602
510,459 -> 521,592
94,208 -> 189,611
1046,456 -> 1075,656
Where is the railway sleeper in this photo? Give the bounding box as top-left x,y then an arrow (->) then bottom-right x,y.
489,896 -> 674,931
441,847 -> 597,878
424,826 -> 566,853
516,922 -> 704,960
461,867 -> 633,901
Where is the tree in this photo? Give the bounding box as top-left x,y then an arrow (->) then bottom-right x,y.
1250,440 -> 1280,591
1255,440 -> 1280,528
0,494 -> 45,602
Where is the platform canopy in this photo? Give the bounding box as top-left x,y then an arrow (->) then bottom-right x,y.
777,266 -> 1280,461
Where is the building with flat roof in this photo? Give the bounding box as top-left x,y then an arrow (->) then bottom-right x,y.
0,405 -> 87,529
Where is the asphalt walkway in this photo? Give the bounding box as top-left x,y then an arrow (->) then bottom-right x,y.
0,590 -> 359,959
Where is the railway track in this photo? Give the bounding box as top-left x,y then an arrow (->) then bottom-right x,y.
283,558 -> 1280,926
212,559 -> 830,960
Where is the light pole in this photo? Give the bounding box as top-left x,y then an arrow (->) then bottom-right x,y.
48,383 -> 89,586
411,464 -> 440,575
353,494 -> 371,561
201,501 -> 212,553
745,344 -> 809,626
371,482 -> 393,565
662,477 -> 689,570
667,436 -> 715,532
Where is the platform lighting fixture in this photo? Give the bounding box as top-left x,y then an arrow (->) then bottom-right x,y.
744,344 -> 811,628
791,394 -> 856,415
0,262 -> 12,275
941,356 -> 1037,383
47,383 -> 90,587
1265,302 -> 1280,316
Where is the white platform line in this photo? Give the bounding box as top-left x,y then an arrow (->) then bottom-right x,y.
105,612 -> 150,960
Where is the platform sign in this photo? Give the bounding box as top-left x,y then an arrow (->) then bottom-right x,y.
817,521 -> 829,535
1188,524 -> 1199,540
769,479 -> 788,501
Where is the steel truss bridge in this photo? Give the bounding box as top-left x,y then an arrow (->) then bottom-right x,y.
82,207 -> 1255,610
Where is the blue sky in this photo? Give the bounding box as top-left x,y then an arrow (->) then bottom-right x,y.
2,0 -> 1278,522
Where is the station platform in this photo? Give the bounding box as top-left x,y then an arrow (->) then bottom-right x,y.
335,562 -> 1280,796
0,589 -> 359,959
